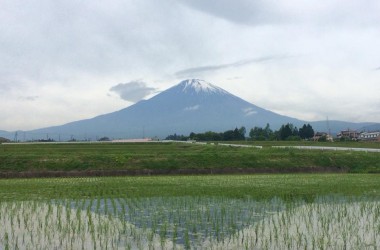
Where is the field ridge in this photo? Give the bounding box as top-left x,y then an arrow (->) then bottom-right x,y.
1,142 -> 379,178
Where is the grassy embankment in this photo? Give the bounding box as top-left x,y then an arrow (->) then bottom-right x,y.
0,174 -> 379,201
0,141 -> 379,176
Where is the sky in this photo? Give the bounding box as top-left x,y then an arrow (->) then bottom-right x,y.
1,0 -> 380,131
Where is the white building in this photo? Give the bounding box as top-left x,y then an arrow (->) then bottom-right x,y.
359,131 -> 380,141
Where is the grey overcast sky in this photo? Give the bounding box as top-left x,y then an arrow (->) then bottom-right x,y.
1,0 -> 380,130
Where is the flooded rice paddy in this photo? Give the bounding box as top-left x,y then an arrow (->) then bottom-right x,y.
1,195 -> 379,249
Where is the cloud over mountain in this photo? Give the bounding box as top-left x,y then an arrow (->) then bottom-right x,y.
175,56 -> 288,77
109,81 -> 158,102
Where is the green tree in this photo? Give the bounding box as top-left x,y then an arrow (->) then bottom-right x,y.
278,123 -> 300,140
249,126 -> 264,140
204,131 -> 222,141
264,123 -> 273,139
249,123 -> 274,141
238,126 -> 246,139
165,134 -> 189,141
222,130 -> 235,141
306,124 -> 315,138
299,124 -> 315,139
279,124 -> 293,140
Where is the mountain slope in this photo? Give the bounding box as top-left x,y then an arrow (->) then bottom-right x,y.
308,120 -> 378,135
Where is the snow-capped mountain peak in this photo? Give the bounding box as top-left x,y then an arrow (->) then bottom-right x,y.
7,78 -> 376,141
180,79 -> 227,94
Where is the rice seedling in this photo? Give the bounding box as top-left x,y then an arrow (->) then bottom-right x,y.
0,174 -> 379,248
0,194 -> 379,249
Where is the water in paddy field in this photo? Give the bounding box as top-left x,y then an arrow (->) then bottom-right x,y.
0,196 -> 379,249
57,196 -> 286,246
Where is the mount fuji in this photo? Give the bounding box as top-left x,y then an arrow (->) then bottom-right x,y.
1,79 -> 379,141
28,79 -> 304,140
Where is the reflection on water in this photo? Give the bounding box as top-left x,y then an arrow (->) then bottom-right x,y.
57,196 -> 286,245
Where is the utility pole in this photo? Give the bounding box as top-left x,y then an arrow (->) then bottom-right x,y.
14,132 -> 18,142
326,116 -> 331,137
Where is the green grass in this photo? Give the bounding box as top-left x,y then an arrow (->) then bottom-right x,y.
0,174 -> 379,201
0,142 -> 379,173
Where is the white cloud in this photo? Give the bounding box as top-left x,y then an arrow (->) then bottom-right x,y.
18,96 -> 39,101
179,0 -> 380,27
175,56 -> 290,78
109,81 -> 158,102
184,105 -> 200,111
242,108 -> 257,116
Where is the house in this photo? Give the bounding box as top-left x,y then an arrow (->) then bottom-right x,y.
359,131 -> 380,142
0,137 -> 11,143
313,132 -> 334,142
337,130 -> 360,140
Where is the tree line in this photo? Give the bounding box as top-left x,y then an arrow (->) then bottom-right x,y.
165,123 -> 315,141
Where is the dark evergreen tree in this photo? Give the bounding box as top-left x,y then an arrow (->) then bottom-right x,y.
299,124 -> 315,139
249,123 -> 274,141
264,123 -> 273,139
238,126 -> 246,139
279,124 -> 293,140
306,124 -> 315,138
186,127 -> 247,142
249,126 -> 264,140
